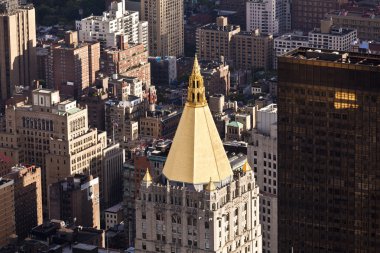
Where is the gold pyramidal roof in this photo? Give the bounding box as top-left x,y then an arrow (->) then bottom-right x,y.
162,56 -> 233,185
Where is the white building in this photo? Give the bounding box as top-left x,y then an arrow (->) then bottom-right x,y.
246,0 -> 279,36
274,19 -> 357,68
248,104 -> 278,253
75,0 -> 148,49
308,19 -> 357,51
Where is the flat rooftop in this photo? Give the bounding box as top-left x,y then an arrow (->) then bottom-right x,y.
105,202 -> 123,214
283,47 -> 380,67
200,23 -> 240,32
329,10 -> 380,19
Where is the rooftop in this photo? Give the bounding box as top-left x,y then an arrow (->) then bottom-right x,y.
283,47 -> 380,67
200,23 -> 240,32
105,203 -> 123,214
329,10 -> 380,19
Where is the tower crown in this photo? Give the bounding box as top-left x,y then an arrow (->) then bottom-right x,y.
187,55 -> 207,107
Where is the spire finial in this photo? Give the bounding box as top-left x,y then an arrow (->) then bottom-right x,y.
205,177 -> 216,192
187,55 -> 207,107
142,168 -> 152,182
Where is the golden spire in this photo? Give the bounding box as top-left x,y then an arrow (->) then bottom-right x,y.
142,168 -> 152,182
187,55 -> 207,107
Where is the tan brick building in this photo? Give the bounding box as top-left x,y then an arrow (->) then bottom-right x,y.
0,88 -> 107,209
0,4 -> 37,106
52,31 -> 100,99
197,18 -> 273,70
5,165 -> 43,240
101,43 -> 151,87
0,178 -> 15,248
141,0 -> 184,57
196,17 -> 241,63
232,30 -> 273,71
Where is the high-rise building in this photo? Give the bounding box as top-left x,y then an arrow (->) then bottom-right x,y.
246,0 -> 279,35
141,0 -> 184,57
291,0 -> 347,32
52,31 -> 100,99
197,17 -> 273,71
76,0 -> 148,50
134,57 -> 262,253
5,165 -> 43,240
197,17 -> 241,63
278,48 -> 380,252
0,178 -> 15,248
0,88 -> 107,208
0,3 -> 37,107
49,175 -> 100,228
248,104 -> 278,253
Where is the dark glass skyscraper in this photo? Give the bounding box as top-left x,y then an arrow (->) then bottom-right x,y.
278,48 -> 380,252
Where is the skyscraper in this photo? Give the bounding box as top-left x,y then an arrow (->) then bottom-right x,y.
291,0 -> 347,32
134,57 -> 262,252
0,3 -> 37,106
141,0 -> 184,57
278,48 -> 380,252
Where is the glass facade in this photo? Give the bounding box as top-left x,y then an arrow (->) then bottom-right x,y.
278,49 -> 380,252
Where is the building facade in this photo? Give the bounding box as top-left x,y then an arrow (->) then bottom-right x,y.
0,88 -> 107,208
49,175 -> 101,228
0,178 -> 15,248
141,0 -> 184,57
328,10 -> 380,41
232,30 -> 273,71
52,31 -> 100,99
196,17 -> 241,64
278,48 -> 380,252
0,4 -> 37,106
291,0 -> 347,32
134,57 -> 262,253
248,104 -> 278,253
5,165 -> 43,240
101,43 -> 151,87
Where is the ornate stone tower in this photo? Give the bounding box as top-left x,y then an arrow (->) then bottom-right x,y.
134,57 -> 262,253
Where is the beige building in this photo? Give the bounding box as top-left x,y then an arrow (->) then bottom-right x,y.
196,16 -> 241,63
0,88 -> 107,207
0,4 -> 37,105
134,57 -> 262,253
328,10 -> 380,41
141,0 -> 184,57
5,165 -> 43,240
105,203 -> 124,230
0,178 -> 15,248
197,18 -> 273,70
